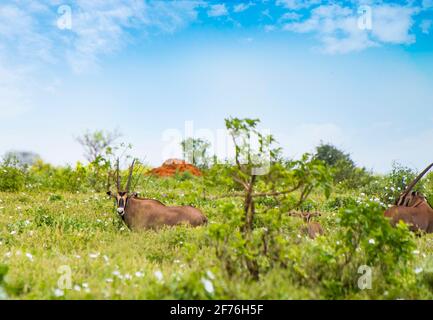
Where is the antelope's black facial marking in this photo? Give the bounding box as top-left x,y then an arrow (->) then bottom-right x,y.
115,192 -> 129,216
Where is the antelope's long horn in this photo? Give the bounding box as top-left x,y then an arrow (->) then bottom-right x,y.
116,159 -> 121,191
126,159 -> 136,193
401,163 -> 433,197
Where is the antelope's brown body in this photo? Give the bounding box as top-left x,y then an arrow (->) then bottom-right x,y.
384,163 -> 433,234
123,197 -> 208,231
289,211 -> 324,239
107,159 -> 208,231
384,193 -> 433,233
303,222 -> 324,239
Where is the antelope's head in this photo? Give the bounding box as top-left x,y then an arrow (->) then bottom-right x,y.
288,211 -> 321,223
107,159 -> 137,216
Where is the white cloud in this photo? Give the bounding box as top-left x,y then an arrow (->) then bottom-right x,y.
420,19 -> 432,34
233,2 -> 254,13
65,0 -> 206,73
0,58 -> 32,118
261,9 -> 273,20
283,3 -> 419,54
276,0 -> 321,10
208,4 -> 228,17
0,3 -> 56,63
0,1 -> 206,74
371,5 -> 418,44
264,24 -> 276,32
279,11 -> 302,21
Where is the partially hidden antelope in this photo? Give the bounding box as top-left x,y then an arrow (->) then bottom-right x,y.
106,160 -> 208,231
384,163 -> 433,234
289,212 -> 324,239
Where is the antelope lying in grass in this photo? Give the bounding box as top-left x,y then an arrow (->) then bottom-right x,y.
384,163 -> 433,234
106,160 -> 208,231
289,212 -> 324,239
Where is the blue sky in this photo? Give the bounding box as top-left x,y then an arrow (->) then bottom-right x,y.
1,0 -> 433,172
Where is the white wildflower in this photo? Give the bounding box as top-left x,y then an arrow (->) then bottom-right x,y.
53,288 -> 64,297
206,271 -> 215,280
154,270 -> 164,282
369,239 -> 376,245
201,278 -> 214,294
415,268 -> 423,274
25,253 -> 33,261
73,285 -> 81,292
135,272 -> 144,278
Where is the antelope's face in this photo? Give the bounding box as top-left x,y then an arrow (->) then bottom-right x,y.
107,191 -> 137,216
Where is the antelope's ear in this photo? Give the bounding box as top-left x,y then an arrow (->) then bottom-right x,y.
106,191 -> 112,197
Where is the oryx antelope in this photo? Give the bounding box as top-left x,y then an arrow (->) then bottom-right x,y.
384,163 -> 433,234
106,160 -> 208,231
289,212 -> 324,239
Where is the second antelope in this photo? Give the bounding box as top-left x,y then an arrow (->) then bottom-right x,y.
107,160 -> 208,231
384,163 -> 433,234
289,212 -> 324,239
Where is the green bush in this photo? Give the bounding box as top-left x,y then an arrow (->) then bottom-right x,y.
0,165 -> 25,192
301,202 -> 417,299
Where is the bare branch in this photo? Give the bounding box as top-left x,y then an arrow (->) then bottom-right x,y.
208,182 -> 303,200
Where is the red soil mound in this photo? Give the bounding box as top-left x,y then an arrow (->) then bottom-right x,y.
150,159 -> 202,177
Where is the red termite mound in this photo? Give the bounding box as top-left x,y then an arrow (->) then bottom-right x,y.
150,159 -> 202,177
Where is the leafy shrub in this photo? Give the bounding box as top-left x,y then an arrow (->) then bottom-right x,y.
0,166 -> 25,192
301,202 -> 416,298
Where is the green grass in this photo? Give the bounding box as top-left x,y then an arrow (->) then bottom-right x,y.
1,177 -> 433,300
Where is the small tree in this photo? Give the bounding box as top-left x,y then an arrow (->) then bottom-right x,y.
207,117 -> 332,280
181,138 -> 211,169
314,142 -> 372,188
315,143 -> 354,168
76,129 -> 122,163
